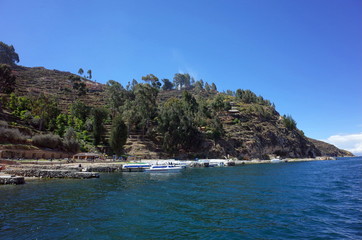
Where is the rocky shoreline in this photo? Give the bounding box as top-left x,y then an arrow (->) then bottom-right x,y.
0,157 -> 339,185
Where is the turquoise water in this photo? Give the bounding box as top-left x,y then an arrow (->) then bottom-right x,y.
1,158 -> 361,239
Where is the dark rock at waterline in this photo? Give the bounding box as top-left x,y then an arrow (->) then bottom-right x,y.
4,169 -> 99,179
0,175 -> 25,184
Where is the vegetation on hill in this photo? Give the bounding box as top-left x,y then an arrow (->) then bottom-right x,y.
0,41 -> 19,66
0,41 -> 353,159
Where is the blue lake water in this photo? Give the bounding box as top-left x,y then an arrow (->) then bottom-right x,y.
1,157 -> 361,239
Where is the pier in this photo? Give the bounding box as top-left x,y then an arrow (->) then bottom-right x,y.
0,175 -> 25,185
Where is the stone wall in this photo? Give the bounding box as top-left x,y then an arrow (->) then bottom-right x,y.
0,149 -> 73,160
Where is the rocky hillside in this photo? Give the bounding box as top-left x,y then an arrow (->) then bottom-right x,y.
12,65 -> 106,111
308,138 -> 353,157
1,65 -> 354,159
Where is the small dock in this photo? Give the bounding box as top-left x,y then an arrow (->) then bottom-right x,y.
0,175 -> 25,185
4,169 -> 100,179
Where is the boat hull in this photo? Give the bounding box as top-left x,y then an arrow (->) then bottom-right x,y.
145,165 -> 183,172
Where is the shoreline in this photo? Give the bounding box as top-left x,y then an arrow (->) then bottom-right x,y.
0,157 -> 347,185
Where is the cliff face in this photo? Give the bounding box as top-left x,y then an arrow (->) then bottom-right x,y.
192,108 -> 323,159
308,138 -> 353,157
4,65 -> 352,159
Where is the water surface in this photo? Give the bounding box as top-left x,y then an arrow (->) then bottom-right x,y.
1,158 -> 361,239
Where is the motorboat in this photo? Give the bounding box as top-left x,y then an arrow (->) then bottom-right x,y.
209,159 -> 228,167
270,158 -> 283,163
122,162 -> 151,172
145,165 -> 183,172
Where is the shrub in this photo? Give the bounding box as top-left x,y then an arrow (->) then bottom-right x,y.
0,120 -> 8,127
0,126 -> 28,143
32,133 -> 62,149
62,127 -> 80,153
63,139 -> 80,153
283,114 -> 297,131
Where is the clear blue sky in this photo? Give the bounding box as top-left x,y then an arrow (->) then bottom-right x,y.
2,0 -> 362,154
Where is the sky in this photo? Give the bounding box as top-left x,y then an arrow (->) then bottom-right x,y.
1,0 -> 361,155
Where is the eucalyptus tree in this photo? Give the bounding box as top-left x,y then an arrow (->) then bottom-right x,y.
78,68 -> 84,76
105,80 -> 126,117
69,75 -> 87,96
63,127 -> 80,153
91,107 -> 108,145
182,91 -> 198,116
109,114 -> 128,156
161,79 -> 173,91
70,100 -> 90,122
0,64 -> 16,94
133,83 -> 158,135
142,74 -> 161,89
173,73 -> 191,90
204,82 -> 211,92
31,94 -> 60,131
87,69 -> 92,79
0,42 -> 19,65
194,80 -> 204,92
158,97 -> 200,153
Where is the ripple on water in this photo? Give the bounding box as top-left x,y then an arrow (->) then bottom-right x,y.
0,158 -> 361,239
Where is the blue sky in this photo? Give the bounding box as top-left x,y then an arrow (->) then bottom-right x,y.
1,0 -> 361,154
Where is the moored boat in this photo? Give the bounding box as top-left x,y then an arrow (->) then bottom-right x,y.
145,165 -> 183,172
270,158 -> 283,163
122,163 -> 151,172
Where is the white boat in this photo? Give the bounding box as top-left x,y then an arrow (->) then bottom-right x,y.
270,158 -> 283,163
209,159 -> 228,167
122,163 -> 151,171
145,165 -> 183,172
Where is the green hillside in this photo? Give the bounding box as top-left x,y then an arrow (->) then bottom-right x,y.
0,51 -> 353,159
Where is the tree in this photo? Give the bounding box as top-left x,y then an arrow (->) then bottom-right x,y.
182,91 -> 198,115
204,82 -> 211,92
133,83 -> 158,135
0,64 -> 16,94
109,115 -> 128,156
194,80 -> 204,91
70,100 -> 90,122
173,73 -> 191,90
92,107 -> 108,145
211,94 -> 231,112
283,114 -> 297,131
55,113 -> 68,137
158,98 -> 200,153
211,83 -> 217,91
0,42 -> 19,65
63,127 -> 80,153
142,74 -> 161,89
87,69 -> 92,79
105,80 -> 126,117
161,79 -> 174,91
208,117 -> 224,141
31,94 -> 60,131
69,75 -> 87,96
131,79 -> 138,90
78,68 -> 84,76
236,89 -> 258,104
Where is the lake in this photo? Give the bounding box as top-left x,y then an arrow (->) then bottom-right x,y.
1,157 -> 361,239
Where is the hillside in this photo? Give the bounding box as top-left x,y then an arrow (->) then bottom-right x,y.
0,65 -> 354,159
12,65 -> 106,111
308,138 -> 353,157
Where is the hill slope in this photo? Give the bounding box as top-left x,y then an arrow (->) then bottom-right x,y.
1,65 -> 353,159
13,65 -> 106,111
